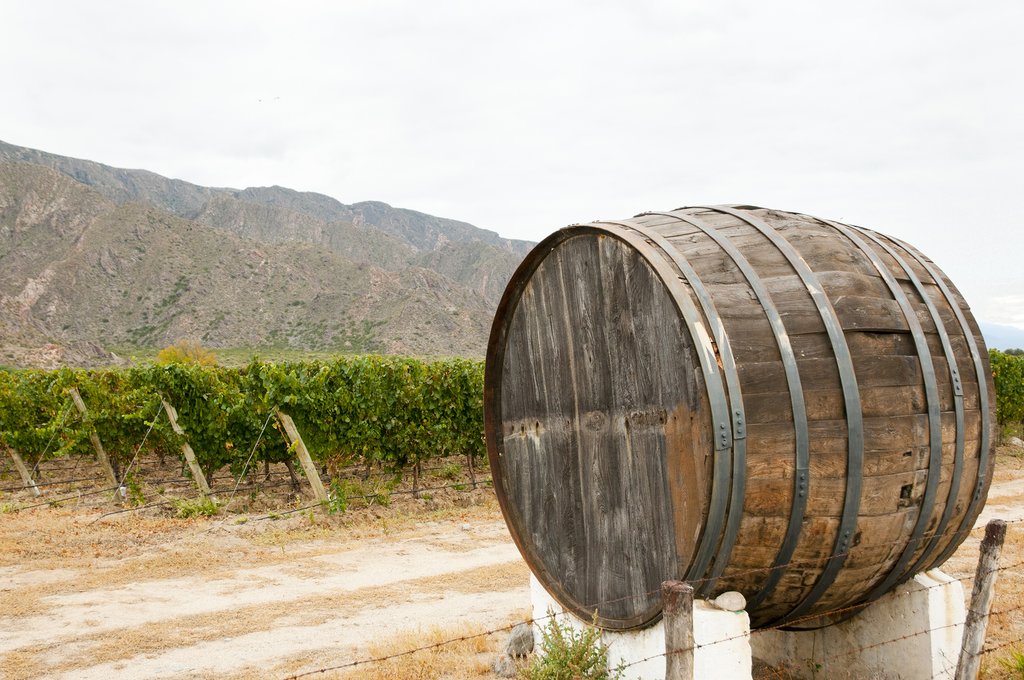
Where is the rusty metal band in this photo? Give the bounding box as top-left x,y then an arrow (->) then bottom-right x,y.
697,205 -> 864,624
593,221 -> 734,588
849,227 -> 966,579
599,218 -> 746,594
641,209 -> 809,608
817,219 -> 944,602
887,237 -> 992,570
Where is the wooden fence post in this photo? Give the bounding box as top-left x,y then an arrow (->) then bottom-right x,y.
68,387 -> 119,489
663,580 -> 695,680
275,410 -> 328,503
161,399 -> 216,501
955,519 -> 1007,680
8,449 -> 42,497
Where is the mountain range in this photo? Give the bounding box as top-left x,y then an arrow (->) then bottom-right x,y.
980,322 -> 1024,352
0,140 -> 533,368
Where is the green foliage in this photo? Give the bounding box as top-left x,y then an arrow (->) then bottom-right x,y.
327,478 -> 353,514
990,349 -> 1024,427
172,496 -> 220,518
521,616 -> 624,680
435,462 -> 462,480
0,357 -> 485,489
124,471 -> 145,507
0,368 -> 78,465
999,647 -> 1024,678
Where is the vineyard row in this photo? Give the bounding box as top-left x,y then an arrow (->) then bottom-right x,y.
0,357 -> 485,496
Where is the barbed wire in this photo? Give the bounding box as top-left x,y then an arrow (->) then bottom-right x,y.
86,476 -> 305,523
0,473 -> 107,492
5,402 -> 1022,677
280,522 -> 1024,679
9,483 -> 125,512
246,476 -> 496,523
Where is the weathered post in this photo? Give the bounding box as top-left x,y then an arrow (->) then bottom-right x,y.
8,449 -> 41,497
68,387 -> 119,489
275,409 -> 328,503
662,580 -> 694,680
161,399 -> 216,500
955,519 -> 1007,680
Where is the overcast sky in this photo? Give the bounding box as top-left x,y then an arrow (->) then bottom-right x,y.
2,1 -> 1022,329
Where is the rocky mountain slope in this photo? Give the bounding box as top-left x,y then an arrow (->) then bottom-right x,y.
0,141 -> 533,367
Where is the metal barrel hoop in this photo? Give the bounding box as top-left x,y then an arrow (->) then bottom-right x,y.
695,205 -> 864,626
598,218 -> 746,594
814,218 -> 944,603
846,226 -> 966,579
640,208 -> 811,611
884,236 -> 992,570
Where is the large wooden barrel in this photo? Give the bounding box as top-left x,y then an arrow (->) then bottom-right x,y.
485,205 -> 996,630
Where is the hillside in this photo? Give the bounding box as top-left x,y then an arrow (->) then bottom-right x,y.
0,141 -> 534,367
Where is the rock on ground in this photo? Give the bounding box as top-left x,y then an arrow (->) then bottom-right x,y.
505,622 -> 534,657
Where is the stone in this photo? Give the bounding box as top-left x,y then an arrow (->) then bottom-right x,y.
492,653 -> 517,678
1008,436 -> 1024,448
712,591 -> 747,612
505,622 -> 534,657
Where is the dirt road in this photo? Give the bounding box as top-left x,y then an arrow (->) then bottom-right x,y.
2,451 -> 1023,680
1,494 -> 530,680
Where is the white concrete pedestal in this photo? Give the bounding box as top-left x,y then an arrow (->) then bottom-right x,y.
530,568 -> 963,680
751,570 -> 966,680
530,575 -> 752,680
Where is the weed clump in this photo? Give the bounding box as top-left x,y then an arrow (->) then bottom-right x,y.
520,615 -> 624,680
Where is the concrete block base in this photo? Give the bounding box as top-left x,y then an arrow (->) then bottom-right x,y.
751,569 -> 965,680
530,575 -> 752,680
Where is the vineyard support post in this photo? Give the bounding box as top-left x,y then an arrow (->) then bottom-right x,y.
955,519 -> 1007,680
275,410 -> 328,504
161,399 -> 216,501
68,387 -> 120,490
8,449 -> 41,497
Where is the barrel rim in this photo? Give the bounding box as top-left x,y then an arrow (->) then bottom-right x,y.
484,223 -> 708,630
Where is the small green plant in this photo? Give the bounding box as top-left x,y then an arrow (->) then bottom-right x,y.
520,614 -> 624,680
435,462 -> 461,481
1000,647 -> 1024,678
367,478 -> 393,507
171,496 -> 220,518
1,503 -> 15,514
124,472 -> 145,507
327,478 -> 353,514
